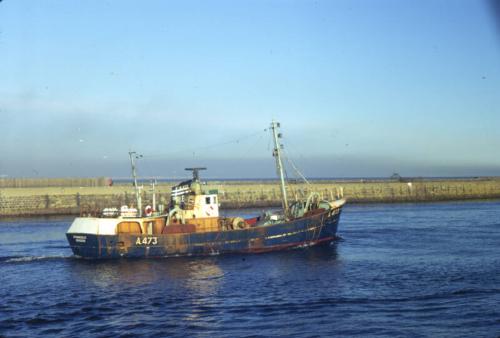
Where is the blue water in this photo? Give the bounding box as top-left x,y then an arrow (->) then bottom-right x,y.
1,201 -> 499,337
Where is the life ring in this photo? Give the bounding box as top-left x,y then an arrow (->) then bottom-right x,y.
145,205 -> 153,216
205,205 -> 214,216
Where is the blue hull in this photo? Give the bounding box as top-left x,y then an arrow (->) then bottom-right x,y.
67,210 -> 341,259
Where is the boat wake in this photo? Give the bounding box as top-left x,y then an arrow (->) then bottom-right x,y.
43,245 -> 70,249
0,255 -> 71,264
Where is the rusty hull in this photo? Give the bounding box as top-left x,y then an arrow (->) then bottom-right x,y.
66,208 -> 342,259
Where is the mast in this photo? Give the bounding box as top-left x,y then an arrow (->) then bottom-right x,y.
150,179 -> 157,212
270,120 -> 289,215
128,151 -> 143,216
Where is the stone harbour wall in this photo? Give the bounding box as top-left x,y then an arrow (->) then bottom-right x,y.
0,177 -> 111,188
1,178 -> 500,217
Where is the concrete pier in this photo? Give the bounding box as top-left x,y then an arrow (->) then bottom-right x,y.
1,178 -> 500,216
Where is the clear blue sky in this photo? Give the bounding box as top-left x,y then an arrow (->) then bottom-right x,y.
1,0 -> 499,179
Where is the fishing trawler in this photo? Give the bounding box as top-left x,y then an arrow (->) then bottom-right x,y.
66,121 -> 346,259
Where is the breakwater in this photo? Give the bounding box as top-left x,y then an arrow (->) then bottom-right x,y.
0,177 -> 111,188
1,178 -> 500,216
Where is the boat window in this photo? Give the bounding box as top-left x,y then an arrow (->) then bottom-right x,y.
213,196 -> 217,204
117,221 -> 142,234
205,197 -> 211,204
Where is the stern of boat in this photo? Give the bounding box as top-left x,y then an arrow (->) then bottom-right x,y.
66,217 -> 118,259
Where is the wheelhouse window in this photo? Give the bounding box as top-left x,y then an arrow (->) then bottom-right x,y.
205,197 -> 211,204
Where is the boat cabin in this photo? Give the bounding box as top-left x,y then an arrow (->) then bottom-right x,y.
165,168 -> 221,232
170,168 -> 219,219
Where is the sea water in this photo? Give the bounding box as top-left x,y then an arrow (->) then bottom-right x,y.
0,201 -> 499,337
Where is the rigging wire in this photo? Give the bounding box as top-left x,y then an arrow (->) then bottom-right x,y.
140,129 -> 268,160
278,132 -> 311,185
266,128 -> 272,152
129,126 -> 310,185
283,160 -> 293,200
281,150 -> 307,201
240,132 -> 266,157
283,148 -> 310,185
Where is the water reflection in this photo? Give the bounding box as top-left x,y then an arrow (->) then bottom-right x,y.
66,256 -> 226,328
65,244 -> 339,303
67,256 -> 224,292
184,259 -> 224,295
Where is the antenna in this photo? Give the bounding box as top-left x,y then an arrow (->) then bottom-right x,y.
185,167 -> 207,181
129,151 -> 143,216
150,178 -> 157,212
